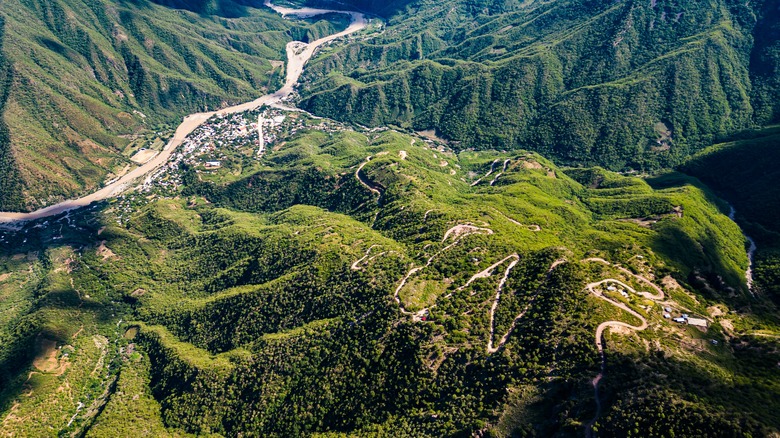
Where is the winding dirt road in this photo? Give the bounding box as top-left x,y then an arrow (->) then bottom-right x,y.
470,159 -> 499,186
482,255 -> 565,354
491,208 -> 541,232
581,258 -> 665,436
0,2 -> 367,224
384,232 -> 567,354
489,159 -> 510,186
354,155 -> 385,226
486,256 -> 520,353
458,254 -> 519,292
392,224 -> 493,320
355,156 -> 382,197
583,257 -> 664,300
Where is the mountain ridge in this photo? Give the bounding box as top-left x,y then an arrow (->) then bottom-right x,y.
296,0 -> 779,170
0,0 -> 346,212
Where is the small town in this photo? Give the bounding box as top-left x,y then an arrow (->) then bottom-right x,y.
136,106 -> 352,198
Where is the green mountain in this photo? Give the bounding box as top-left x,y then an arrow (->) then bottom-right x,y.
750,0 -> 780,124
0,0 -> 346,211
0,1 -> 778,436
0,17 -> 24,210
4,0 -> 777,207
1,114 -> 777,436
297,0 -> 780,170
681,125 -> 780,245
680,124 -> 780,305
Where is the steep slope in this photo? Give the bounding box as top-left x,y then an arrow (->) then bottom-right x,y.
1,113 -> 775,436
680,125 -> 780,304
297,0 -> 779,170
0,0 -> 345,211
680,125 -> 780,243
0,17 -> 24,209
750,0 -> 780,124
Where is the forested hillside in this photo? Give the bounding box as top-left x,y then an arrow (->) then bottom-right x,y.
681,125 -> 780,305
297,0 -> 780,170
1,119 -> 776,436
750,0 -> 780,124
0,17 -> 24,210
0,0 -> 345,211
0,0 -> 777,435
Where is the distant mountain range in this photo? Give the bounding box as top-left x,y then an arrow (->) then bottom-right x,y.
299,0 -> 780,168
2,0 -> 778,212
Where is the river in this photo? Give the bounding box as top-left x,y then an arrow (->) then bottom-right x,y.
0,2 -> 367,224
729,205 -> 757,294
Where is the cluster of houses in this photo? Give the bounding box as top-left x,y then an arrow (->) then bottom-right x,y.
662,306 -> 708,328
606,284 -> 630,298
257,113 -> 288,156
603,284 -> 710,331
179,111 -> 260,167
134,107 -> 355,200
136,111 -> 267,196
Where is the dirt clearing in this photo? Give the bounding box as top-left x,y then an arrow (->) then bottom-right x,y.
32,338 -> 58,372
96,241 -> 117,260
130,149 -> 158,164
442,224 -> 493,242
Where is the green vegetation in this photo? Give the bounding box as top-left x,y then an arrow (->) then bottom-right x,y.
86,346 -> 193,438
680,125 -> 780,246
0,0 -> 776,434
296,0 -> 780,170
0,0 -> 347,211
0,16 -> 24,209
750,1 -> 780,124
680,125 -> 780,307
1,123 -> 775,436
